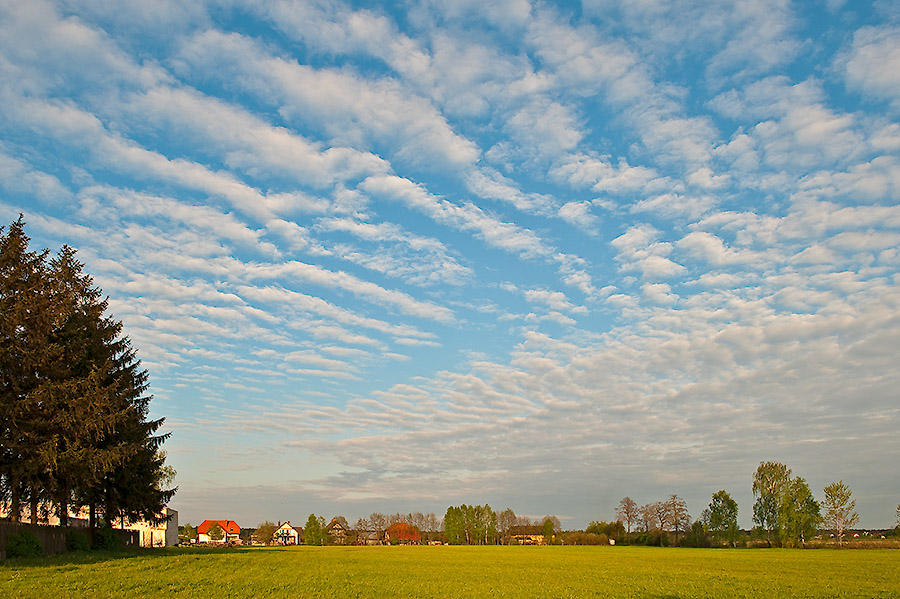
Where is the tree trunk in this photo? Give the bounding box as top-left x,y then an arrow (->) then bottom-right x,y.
89,501 -> 96,547
9,485 -> 20,523
30,496 -> 39,526
59,493 -> 69,527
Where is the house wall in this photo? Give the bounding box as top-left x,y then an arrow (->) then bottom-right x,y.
274,528 -> 299,544
165,509 -> 178,547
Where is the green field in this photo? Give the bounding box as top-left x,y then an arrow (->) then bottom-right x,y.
2,545 -> 899,598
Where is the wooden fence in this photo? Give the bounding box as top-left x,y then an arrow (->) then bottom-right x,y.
0,521 -> 139,559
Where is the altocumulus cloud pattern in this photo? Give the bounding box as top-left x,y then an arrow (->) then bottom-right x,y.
0,0 -> 898,526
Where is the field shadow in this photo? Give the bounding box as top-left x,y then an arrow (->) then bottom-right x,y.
1,545 -> 282,568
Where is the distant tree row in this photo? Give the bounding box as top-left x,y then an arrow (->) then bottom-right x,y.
752,462 -> 860,547
608,461 -> 868,548
0,218 -> 175,536
277,506 -> 562,546
353,512 -> 442,534
443,504 -> 498,545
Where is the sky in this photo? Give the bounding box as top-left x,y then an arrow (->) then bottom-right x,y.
0,0 -> 898,529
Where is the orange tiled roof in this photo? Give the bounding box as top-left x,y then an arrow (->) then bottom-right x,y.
198,519 -> 241,534
385,522 -> 421,542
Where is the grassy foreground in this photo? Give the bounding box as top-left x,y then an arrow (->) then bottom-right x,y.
2,545 -> 899,598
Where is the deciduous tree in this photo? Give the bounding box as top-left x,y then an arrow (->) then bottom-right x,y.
752,461 -> 791,547
541,517 -> 555,544
823,481 -> 859,547
256,521 -> 277,544
707,490 -> 740,547
779,476 -> 821,547
497,508 -> 517,544
665,495 -> 690,543
304,513 -> 323,545
207,523 -> 224,542
180,523 -> 197,542
616,497 -> 639,534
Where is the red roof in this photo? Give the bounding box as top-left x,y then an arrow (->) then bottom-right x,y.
385,522 -> 421,542
198,519 -> 241,534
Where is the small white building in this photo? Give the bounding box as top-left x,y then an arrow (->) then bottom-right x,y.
273,521 -> 301,545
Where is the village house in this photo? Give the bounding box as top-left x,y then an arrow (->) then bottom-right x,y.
0,503 -> 178,548
273,521 -> 302,545
385,522 -> 421,545
325,517 -> 350,545
197,519 -> 241,544
356,530 -> 383,546
507,525 -> 545,545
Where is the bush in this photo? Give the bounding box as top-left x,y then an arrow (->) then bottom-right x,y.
92,526 -> 122,550
6,529 -> 43,558
559,532 -> 606,545
631,531 -> 670,547
65,529 -> 90,551
681,521 -> 712,548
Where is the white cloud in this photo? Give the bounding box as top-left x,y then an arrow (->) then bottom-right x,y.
838,25 -> 900,111
0,94 -> 310,220
611,225 -> 687,280
125,86 -> 390,189
0,147 -> 71,202
359,174 -> 551,259
557,201 -> 599,231
176,29 -> 480,170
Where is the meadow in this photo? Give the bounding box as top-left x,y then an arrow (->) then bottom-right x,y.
2,545 -> 899,598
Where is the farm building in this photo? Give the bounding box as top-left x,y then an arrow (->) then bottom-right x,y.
356,530 -> 383,545
385,522 -> 421,544
197,519 -> 241,543
508,525 -> 545,545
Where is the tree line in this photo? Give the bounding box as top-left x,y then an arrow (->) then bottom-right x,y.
609,461 -> 876,548
0,218 -> 174,539
182,460 -> 899,548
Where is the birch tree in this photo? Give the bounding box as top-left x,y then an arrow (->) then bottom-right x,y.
823,481 -> 859,547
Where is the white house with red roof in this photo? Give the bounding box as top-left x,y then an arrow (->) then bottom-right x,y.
197,519 -> 241,543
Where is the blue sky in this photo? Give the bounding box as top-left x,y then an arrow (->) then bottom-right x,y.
1,0 -> 898,529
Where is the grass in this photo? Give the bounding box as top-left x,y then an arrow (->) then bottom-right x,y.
2,545 -> 899,598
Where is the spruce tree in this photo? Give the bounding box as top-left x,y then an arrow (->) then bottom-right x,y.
1,217 -> 175,534
0,216 -> 54,523
38,246 -> 135,526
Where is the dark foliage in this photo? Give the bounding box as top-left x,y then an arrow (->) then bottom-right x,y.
0,217 -> 175,536
6,529 -> 43,558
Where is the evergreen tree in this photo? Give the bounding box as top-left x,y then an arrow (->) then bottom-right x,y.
38,246 -> 136,526
0,216 -> 54,523
0,218 -> 175,534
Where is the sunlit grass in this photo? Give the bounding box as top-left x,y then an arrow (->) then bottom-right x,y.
2,545 -> 898,598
